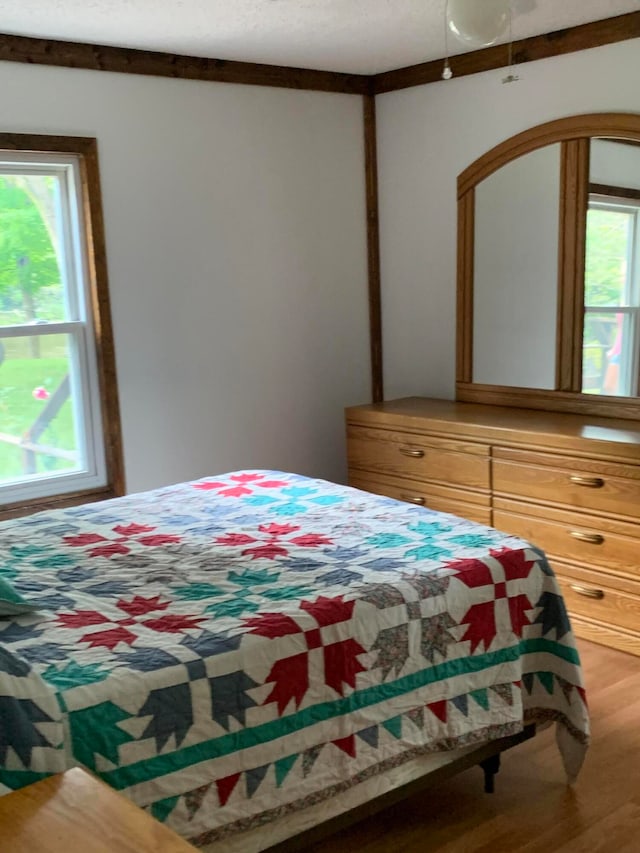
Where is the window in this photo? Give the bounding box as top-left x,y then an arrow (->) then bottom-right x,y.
582,192 -> 640,397
0,135 -> 123,517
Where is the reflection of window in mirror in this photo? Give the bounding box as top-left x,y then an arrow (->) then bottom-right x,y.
583,139 -> 640,398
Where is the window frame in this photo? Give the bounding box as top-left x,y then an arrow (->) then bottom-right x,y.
583,192 -> 640,397
0,133 -> 124,520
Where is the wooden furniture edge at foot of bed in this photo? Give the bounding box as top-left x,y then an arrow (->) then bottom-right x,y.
264,725 -> 536,853
0,767 -> 198,853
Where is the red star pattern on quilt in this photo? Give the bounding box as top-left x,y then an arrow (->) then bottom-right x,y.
63,525 -> 181,558
244,596 -> 366,714
193,472 -> 289,498
55,596 -> 205,650
448,548 -> 537,653
215,522 -> 333,560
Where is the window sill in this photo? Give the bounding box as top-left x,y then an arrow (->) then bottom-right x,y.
0,485 -> 123,522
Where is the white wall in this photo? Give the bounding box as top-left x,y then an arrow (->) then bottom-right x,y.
591,139 -> 640,190
0,62 -> 370,491
376,38 -> 640,400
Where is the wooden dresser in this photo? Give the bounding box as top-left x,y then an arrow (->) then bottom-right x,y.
346,397 -> 640,657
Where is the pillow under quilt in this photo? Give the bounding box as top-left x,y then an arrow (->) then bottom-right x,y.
0,576 -> 40,617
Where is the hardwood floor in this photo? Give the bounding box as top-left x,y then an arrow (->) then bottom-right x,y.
307,641 -> 640,853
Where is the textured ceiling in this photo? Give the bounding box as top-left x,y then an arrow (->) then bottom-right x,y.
0,0 -> 638,75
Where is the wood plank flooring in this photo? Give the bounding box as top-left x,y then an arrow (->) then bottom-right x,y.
306,641 -> 640,853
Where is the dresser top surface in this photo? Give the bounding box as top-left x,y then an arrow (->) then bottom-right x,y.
346,397 -> 640,449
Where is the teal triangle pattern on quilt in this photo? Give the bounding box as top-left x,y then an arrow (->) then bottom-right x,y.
204,597 -> 259,619
69,701 -> 135,770
228,567 -> 281,588
537,671 -> 555,695
174,583 -> 224,601
275,754 -> 298,787
470,688 -> 490,712
243,494 -> 278,506
42,660 -> 110,690
366,533 -> 412,549
261,584 -> 315,602
382,715 -> 403,739
522,671 -> 556,696
150,794 -> 179,823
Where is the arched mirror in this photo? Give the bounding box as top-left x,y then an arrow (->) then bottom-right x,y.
456,113 -> 640,420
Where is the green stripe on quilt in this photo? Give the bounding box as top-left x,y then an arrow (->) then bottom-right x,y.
521,637 -> 580,664
0,769 -> 52,790
100,637 -> 577,790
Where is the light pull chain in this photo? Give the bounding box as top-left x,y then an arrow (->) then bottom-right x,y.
502,2 -> 520,83
442,0 -> 453,80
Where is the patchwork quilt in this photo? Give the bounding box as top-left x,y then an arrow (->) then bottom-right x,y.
0,471 -> 589,847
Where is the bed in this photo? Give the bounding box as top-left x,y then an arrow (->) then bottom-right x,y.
0,470 -> 589,850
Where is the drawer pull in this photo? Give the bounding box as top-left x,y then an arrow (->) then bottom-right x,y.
569,475 -> 604,488
569,530 -> 605,545
570,584 -> 605,600
399,447 -> 425,458
401,494 -> 426,505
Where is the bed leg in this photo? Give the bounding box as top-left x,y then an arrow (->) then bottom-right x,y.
479,753 -> 501,793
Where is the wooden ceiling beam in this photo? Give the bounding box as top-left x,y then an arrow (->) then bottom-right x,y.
0,12 -> 638,96
0,32 -> 372,95
373,11 -> 640,95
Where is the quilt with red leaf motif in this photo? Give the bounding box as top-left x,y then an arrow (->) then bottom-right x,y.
0,471 -> 589,847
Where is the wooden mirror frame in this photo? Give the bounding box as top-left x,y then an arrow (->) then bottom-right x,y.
456,112 -> 640,421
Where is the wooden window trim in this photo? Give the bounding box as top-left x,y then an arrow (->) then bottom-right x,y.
589,183 -> 640,203
0,133 -> 124,521
585,187 -> 640,398
556,138 -> 589,392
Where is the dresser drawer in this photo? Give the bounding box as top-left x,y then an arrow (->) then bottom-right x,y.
349,474 -> 492,526
346,398 -> 640,657
347,426 -> 490,492
493,503 -> 640,581
553,564 -> 640,637
493,449 -> 640,521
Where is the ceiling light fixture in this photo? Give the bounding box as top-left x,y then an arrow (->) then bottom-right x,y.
441,0 -> 519,83
447,0 -> 510,47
